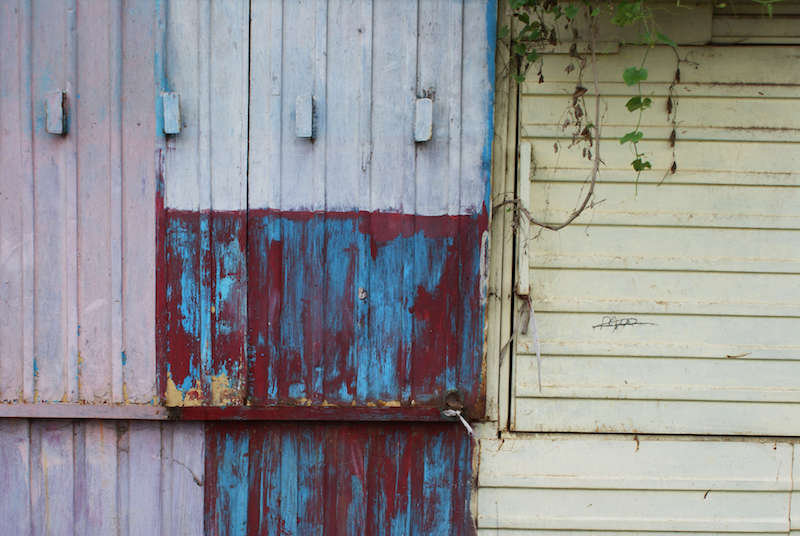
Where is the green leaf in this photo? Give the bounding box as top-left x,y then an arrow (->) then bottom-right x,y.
620,130 -> 644,144
526,51 -> 539,62
656,32 -> 677,49
518,12 -> 530,24
590,6 -> 600,16
631,158 -> 652,172
565,4 -> 579,20
513,43 -> 526,56
514,73 -> 526,83
642,97 -> 652,108
622,66 -> 648,86
612,0 -> 645,26
498,25 -> 510,39
625,96 -> 643,112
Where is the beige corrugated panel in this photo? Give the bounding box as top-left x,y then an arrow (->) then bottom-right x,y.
512,45 -> 800,436
713,0 -> 800,44
476,434 -> 800,534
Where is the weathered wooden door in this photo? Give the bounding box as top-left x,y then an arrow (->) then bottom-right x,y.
159,0 -> 496,419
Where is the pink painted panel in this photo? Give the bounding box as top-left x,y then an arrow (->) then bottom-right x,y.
0,418 -> 206,535
0,0 -> 161,405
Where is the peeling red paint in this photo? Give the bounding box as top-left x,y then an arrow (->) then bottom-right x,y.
204,422 -> 475,535
159,207 -> 487,416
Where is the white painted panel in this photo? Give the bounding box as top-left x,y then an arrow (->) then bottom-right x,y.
478,435 -> 796,532
461,0 -> 494,214
325,0 -> 372,211
518,313 -> 799,359
518,355 -> 800,402
416,0 -> 463,216
279,0 -> 326,212
245,0 -> 493,215
247,0 -> 282,210
527,140 -> 800,183
530,226 -> 800,272
370,0 -> 418,212
164,0 -> 248,211
514,44 -> 800,436
528,46 -> 800,86
531,269 -> 800,316
516,399 -> 800,435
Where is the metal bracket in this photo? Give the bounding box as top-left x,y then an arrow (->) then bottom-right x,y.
45,90 -> 66,135
162,92 -> 181,135
414,97 -> 433,142
296,94 -> 314,139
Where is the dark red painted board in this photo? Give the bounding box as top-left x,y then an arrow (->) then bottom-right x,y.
204,422 -> 475,535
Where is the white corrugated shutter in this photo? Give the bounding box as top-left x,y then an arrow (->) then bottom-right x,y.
511,42 -> 800,435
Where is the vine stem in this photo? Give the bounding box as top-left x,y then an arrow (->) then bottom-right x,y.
499,7 -> 601,232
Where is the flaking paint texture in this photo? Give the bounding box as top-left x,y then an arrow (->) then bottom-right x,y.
204,422 -> 475,536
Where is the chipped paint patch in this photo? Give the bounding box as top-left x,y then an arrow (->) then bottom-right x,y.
160,209 -> 488,414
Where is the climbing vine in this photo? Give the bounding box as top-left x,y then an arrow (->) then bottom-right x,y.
500,0 -> 784,227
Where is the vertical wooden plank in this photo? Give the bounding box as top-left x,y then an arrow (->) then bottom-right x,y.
207,0 -> 249,405
162,0 -> 204,406
122,0 -> 160,403
325,0 -> 375,403
273,0 -> 328,404
0,420 -> 31,533
325,0 -> 371,212
247,0 -> 282,212
416,0 -> 464,216
0,0 -> 35,402
461,0 -> 495,216
247,0 -> 282,405
31,0 -> 78,403
126,422 -> 163,535
280,0 -> 326,212
117,422 -> 130,536
459,0 -> 495,411
494,0 -> 517,430
163,0 -> 248,406
162,423 -> 205,535
485,0 -> 512,424
296,425 -> 325,534
76,0 -> 115,402
370,0 -> 417,214
413,0 -> 464,400
205,424 -> 249,536
75,422 -> 118,535
368,2 -> 419,405
30,421 -> 74,536
248,425 -> 281,536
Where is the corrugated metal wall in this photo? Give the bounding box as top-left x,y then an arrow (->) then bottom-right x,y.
0,418 -> 204,535
0,0 -> 161,406
0,418 -> 473,535
159,0 -> 495,415
1,0 -> 493,533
